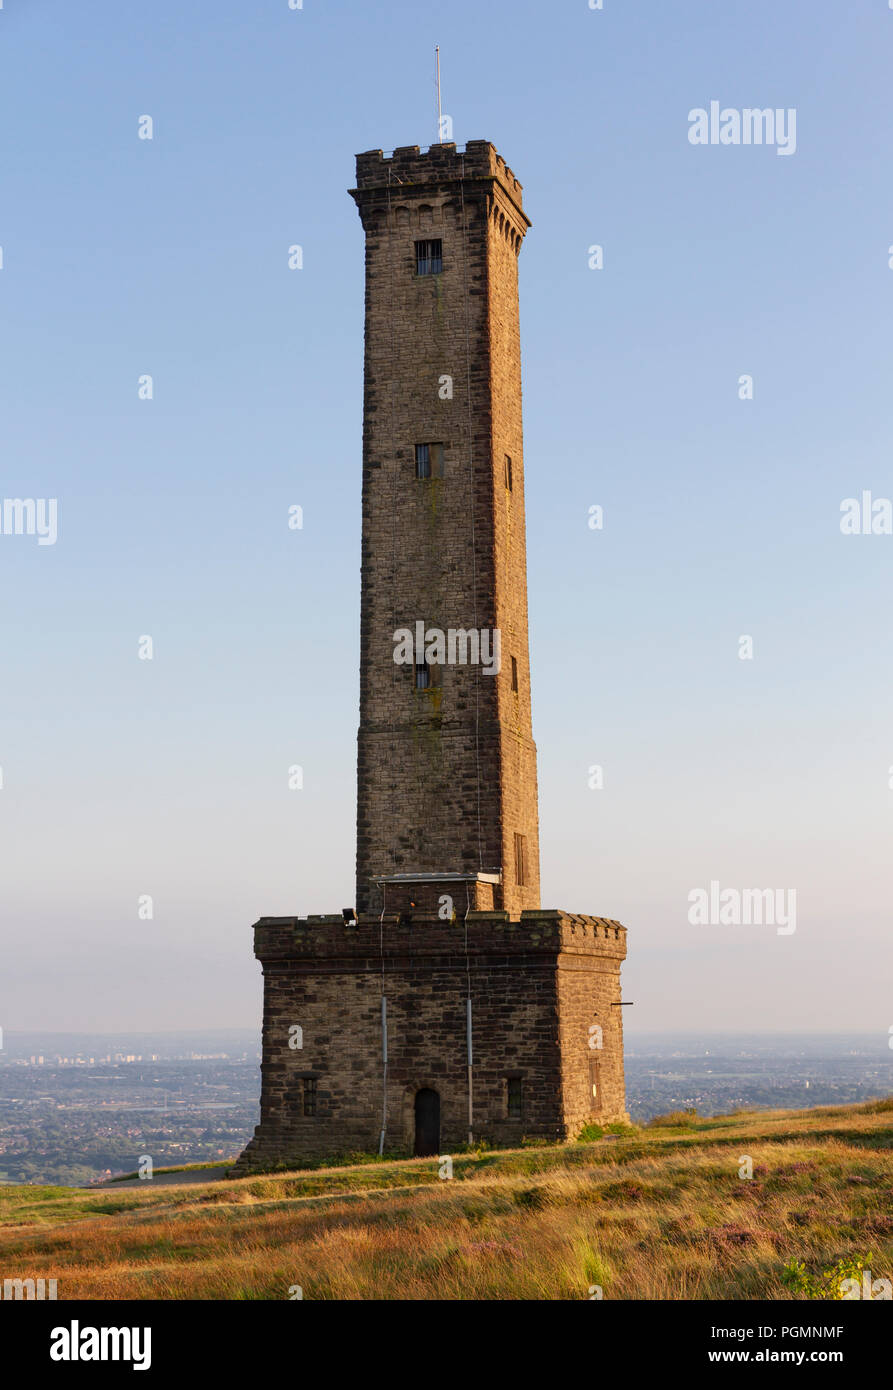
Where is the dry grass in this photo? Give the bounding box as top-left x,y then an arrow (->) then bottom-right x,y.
0,1100 -> 890,1299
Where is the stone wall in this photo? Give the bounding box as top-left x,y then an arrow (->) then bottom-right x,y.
232,910 -> 628,1174
556,918 -> 631,1131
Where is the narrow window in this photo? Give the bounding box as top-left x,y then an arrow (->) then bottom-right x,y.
510,656 -> 519,692
415,442 -> 444,479
504,455 -> 513,491
589,1058 -> 601,1114
415,656 -> 441,689
302,1077 -> 318,1117
415,239 -> 443,275
506,1076 -> 522,1120
514,832 -> 528,887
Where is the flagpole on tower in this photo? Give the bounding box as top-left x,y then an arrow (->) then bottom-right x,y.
435,45 -> 442,143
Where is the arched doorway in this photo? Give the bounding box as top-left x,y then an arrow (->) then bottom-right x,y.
414,1088 -> 440,1156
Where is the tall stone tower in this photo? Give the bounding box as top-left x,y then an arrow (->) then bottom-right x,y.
232,142 -> 629,1176
351,141 -> 540,919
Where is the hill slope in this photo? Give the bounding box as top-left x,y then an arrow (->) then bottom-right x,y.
1,1101 -> 890,1300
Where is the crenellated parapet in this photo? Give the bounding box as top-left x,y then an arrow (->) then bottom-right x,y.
354,141 -> 525,204
350,140 -> 530,247
252,910 -> 627,967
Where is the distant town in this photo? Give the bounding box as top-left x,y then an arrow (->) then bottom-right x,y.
0,1030 -> 889,1186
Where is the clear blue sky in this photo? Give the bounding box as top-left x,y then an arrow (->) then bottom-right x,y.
1,0 -> 891,1034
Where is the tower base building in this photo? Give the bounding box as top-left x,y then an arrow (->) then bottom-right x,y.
232,911 -> 627,1172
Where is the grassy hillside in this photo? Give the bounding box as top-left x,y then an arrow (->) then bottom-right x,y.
1,1100 -> 890,1300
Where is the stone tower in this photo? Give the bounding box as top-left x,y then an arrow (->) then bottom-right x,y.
352,141 -> 540,919
232,142 -> 629,1176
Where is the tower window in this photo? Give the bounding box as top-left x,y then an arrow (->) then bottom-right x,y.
415,239 -> 443,275
506,1076 -> 522,1121
514,832 -> 528,887
415,443 -> 444,479
302,1077 -> 318,1117
504,455 -> 513,491
511,656 -> 519,692
415,658 -> 441,690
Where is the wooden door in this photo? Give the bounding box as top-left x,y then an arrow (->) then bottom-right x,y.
414,1088 -> 440,1156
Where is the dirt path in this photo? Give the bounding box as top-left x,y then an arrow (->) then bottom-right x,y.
101,1164 -> 232,1189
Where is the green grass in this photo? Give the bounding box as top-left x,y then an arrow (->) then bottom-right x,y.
0,1099 -> 890,1299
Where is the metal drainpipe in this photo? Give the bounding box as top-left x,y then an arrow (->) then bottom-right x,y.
378,883 -> 388,1155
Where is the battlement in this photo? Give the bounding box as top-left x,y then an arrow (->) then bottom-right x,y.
253,909 -> 627,964
352,140 -> 527,220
